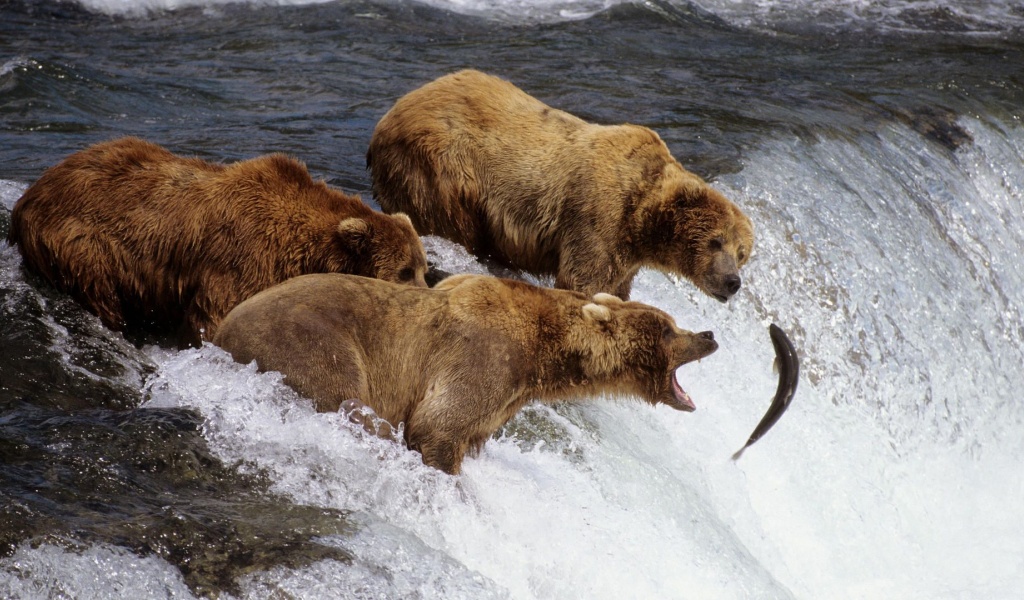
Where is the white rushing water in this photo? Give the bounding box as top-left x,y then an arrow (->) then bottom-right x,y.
690,0 -> 1024,33
70,0 -> 619,21
3,112 -> 1022,598
65,0 -> 1024,30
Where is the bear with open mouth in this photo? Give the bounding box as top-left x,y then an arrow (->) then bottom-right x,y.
214,272 -> 719,474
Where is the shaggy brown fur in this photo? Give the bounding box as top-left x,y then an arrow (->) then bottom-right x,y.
213,273 -> 719,474
368,69 -> 754,301
8,137 -> 428,346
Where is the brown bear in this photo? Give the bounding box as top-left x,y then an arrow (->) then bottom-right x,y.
213,272 -> 719,474
367,69 -> 754,302
8,136 -> 428,346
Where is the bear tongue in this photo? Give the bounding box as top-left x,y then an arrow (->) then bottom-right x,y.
670,370 -> 697,412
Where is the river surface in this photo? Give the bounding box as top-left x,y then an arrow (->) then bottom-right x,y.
1,0 -> 1023,598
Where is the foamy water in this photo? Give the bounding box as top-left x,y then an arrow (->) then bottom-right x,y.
66,0 -> 1024,31
69,0 -> 617,21
693,0 -> 1024,33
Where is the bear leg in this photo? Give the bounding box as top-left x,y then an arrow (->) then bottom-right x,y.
182,302 -> 217,348
46,227 -> 129,330
405,392 -> 472,475
415,436 -> 468,475
183,273 -> 245,346
557,246 -> 634,300
612,277 -> 634,302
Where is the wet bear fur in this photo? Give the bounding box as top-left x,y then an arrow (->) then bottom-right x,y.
367,69 -> 754,302
8,137 -> 428,346
213,272 -> 719,474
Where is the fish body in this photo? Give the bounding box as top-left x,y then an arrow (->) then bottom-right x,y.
732,323 -> 799,459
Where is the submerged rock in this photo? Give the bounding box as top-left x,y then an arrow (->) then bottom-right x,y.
0,402 -> 354,598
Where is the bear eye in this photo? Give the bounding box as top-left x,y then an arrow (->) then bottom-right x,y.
398,267 -> 415,282
709,237 -> 724,251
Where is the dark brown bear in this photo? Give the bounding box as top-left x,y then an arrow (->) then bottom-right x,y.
213,273 -> 719,474
368,69 -> 754,301
8,137 -> 428,345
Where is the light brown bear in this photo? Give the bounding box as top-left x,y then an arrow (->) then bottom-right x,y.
213,272 -> 719,474
368,69 -> 754,302
8,137 -> 428,346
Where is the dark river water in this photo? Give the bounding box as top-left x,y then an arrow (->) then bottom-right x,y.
2,1 -> 1023,598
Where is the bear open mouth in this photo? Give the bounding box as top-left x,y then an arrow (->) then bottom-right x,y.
667,369 -> 696,412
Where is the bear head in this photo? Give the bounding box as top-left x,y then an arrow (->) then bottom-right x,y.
580,292 -> 718,411
335,212 -> 428,287
646,181 -> 754,303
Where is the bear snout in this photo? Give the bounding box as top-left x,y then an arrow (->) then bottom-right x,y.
694,331 -> 718,357
705,250 -> 744,302
708,274 -> 741,302
724,274 -> 741,295
671,330 -> 718,366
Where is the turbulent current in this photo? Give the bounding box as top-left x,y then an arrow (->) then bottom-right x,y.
1,0 -> 1023,598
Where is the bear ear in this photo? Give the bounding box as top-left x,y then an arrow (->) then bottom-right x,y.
582,303 -> 611,323
592,292 -> 623,305
392,212 -> 414,228
433,273 -> 477,291
336,217 -> 372,248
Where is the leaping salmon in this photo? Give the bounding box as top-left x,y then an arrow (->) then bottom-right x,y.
732,323 -> 799,460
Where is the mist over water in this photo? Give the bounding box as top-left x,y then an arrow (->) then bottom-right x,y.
2,0 -> 1023,597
